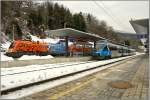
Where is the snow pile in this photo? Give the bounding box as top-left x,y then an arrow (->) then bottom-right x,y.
29,34 -> 74,45
42,38 -> 60,44
0,32 -> 9,43
29,35 -> 42,42
1,41 -> 11,51
30,34 -> 60,44
18,55 -> 54,60
1,52 -> 54,62
68,41 -> 73,45
1,52 -> 14,61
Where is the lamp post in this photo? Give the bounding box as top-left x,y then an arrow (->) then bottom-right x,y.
64,22 -> 67,28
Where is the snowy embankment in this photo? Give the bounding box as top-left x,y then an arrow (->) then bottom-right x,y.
1,52 -> 54,61
1,53 -> 143,92
1,41 -> 11,50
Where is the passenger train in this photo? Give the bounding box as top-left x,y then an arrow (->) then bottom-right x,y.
92,40 -> 135,59
5,39 -> 135,58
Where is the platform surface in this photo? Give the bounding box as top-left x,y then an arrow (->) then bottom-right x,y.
21,55 -> 148,100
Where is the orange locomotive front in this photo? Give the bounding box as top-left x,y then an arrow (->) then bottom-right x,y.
5,40 -> 49,58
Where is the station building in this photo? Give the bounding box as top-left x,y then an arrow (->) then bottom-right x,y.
129,18 -> 149,53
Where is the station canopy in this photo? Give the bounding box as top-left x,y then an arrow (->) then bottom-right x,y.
46,28 -> 105,41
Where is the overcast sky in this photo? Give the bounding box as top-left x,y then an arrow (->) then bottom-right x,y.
51,1 -> 148,33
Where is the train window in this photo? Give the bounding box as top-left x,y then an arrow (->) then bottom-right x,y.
76,44 -> 82,47
97,43 -> 105,50
9,42 -> 14,48
85,44 -> 91,48
103,46 -> 108,51
128,50 -> 131,53
118,48 -> 123,53
109,46 -> 117,50
100,44 -> 105,48
46,45 -> 48,48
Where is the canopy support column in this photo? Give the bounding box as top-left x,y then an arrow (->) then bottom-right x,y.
83,43 -> 85,56
94,41 -> 96,50
65,36 -> 69,56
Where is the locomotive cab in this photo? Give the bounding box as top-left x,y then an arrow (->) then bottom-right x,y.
93,42 -> 111,59
5,40 -> 49,58
5,41 -> 24,58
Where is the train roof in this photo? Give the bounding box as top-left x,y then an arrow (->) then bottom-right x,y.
97,40 -> 133,49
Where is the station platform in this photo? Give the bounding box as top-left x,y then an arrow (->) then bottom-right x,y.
20,55 -> 148,100
1,56 -> 92,68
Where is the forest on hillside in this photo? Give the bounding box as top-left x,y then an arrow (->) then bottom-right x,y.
1,1 -> 141,47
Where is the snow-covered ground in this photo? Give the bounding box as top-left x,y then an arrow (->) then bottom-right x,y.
1,52 -> 54,61
1,53 -> 143,93
19,55 -> 54,60
1,52 -> 14,61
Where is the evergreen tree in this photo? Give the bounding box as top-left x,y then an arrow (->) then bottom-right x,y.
72,12 -> 86,31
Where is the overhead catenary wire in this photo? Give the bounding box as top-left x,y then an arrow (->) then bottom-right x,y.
100,1 -> 129,29
93,1 -> 128,30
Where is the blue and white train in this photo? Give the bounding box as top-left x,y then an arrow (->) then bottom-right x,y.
92,40 -> 135,59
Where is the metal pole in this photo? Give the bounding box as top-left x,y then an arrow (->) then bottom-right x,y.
94,41 -> 96,50
82,42 -> 85,56
13,24 -> 15,41
64,22 -> 67,28
65,36 -> 69,56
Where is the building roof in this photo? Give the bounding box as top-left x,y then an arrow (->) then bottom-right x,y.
130,19 -> 149,27
129,18 -> 149,34
46,28 -> 105,41
129,18 -> 149,47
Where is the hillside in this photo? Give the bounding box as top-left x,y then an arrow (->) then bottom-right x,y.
116,32 -> 138,40
1,1 -> 121,44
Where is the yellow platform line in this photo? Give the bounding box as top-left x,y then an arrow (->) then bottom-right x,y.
49,78 -> 96,99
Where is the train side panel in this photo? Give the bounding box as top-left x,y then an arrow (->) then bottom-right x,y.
92,41 -> 136,59
5,40 -> 49,58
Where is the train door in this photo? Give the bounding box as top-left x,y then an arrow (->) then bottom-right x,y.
108,45 -> 118,58
118,46 -> 123,57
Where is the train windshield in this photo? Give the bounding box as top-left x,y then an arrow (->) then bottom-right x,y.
9,42 -> 14,48
96,43 -> 106,50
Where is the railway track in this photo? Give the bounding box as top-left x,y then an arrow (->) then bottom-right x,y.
1,54 -> 142,99
1,61 -> 96,76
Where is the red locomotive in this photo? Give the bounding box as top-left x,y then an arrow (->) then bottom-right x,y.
5,40 -> 49,58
